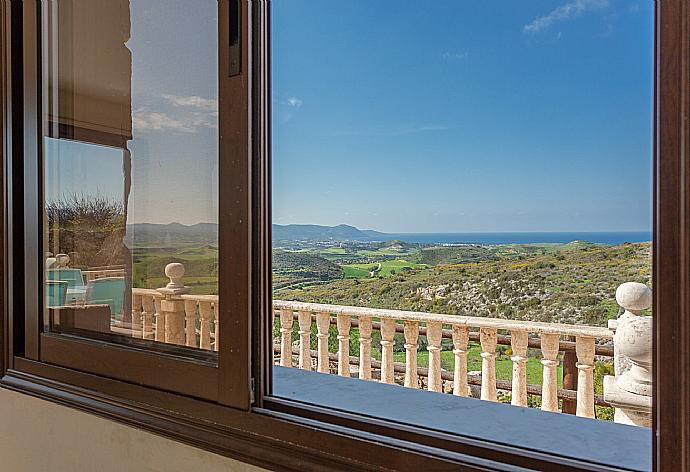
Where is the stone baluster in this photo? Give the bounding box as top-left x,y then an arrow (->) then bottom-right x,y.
540,333 -> 560,412
510,330 -> 529,407
380,318 -> 396,384
315,312 -> 330,373
163,296 -> 186,345
452,325 -> 469,396
55,253 -> 69,268
576,336 -> 596,418
336,313 -> 351,377
427,322 -> 443,392
298,310 -> 312,370
198,301 -> 213,350
141,295 -> 155,340
213,301 -> 219,352
156,263 -> 189,346
403,321 -> 419,388
132,293 -> 142,336
154,296 -> 164,342
358,316 -> 373,380
480,327 -> 497,401
279,309 -> 293,367
184,299 -> 198,348
604,282 -> 653,427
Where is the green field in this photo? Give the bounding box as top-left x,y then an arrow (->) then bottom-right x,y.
144,276 -> 218,295
132,245 -> 219,295
390,343 -> 562,387
343,259 -> 427,278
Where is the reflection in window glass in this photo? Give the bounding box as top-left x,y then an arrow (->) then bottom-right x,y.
270,0 -> 654,453
42,0 -> 219,359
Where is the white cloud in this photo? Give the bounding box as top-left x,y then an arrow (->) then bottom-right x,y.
286,96 -> 303,108
441,51 -> 469,60
133,108 -> 196,133
133,93 -> 219,134
276,96 -> 304,123
161,94 -> 218,111
524,0 -> 609,33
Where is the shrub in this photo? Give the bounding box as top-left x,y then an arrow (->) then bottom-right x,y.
46,193 -> 126,268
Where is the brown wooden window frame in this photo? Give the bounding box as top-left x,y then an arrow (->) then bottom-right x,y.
8,0 -> 252,409
1,1 -> 688,471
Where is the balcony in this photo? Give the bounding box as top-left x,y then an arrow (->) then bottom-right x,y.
49,260 -> 652,428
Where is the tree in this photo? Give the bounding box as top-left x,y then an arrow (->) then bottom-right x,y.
46,193 -> 126,268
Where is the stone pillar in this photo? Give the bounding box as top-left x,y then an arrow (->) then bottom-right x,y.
358,316 -> 373,380
213,301 -> 219,352
336,313 -> 351,377
540,333 -> 560,412
297,310 -> 312,370
426,322 -> 443,392
183,299 -> 198,347
156,263 -> 190,346
510,330 -> 528,407
153,296 -> 164,342
403,321 -> 419,388
279,309 -> 293,367
452,325 -> 469,397
198,301 -> 213,350
380,318 -> 396,384
604,282 -> 653,427
315,312 -> 330,373
480,327 -> 497,401
141,295 -> 155,340
575,336 -> 595,418
131,293 -> 142,336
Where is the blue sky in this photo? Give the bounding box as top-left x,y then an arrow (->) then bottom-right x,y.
45,0 -> 653,233
272,0 -> 654,233
46,0 -> 219,226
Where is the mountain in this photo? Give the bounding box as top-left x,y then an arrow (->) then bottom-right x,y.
126,222 -> 389,244
126,222 -> 218,246
360,229 -> 389,239
272,224 -> 386,241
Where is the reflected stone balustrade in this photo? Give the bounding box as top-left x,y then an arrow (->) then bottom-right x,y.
125,263 -> 652,425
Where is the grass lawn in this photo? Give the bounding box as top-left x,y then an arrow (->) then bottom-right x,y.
385,342 -> 563,387
343,259 -> 428,278
343,266 -> 371,278
320,247 -> 349,255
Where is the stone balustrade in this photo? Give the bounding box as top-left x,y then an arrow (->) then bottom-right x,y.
273,299 -> 612,419
125,263 -> 652,424
131,264 -> 220,351
131,288 -> 220,351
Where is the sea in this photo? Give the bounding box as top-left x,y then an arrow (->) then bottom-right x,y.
375,232 -> 651,246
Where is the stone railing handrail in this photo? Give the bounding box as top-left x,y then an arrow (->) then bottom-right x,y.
132,288 -> 159,296
272,300 -> 613,339
82,268 -> 126,283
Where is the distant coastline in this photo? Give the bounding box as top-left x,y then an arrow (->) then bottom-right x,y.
368,231 -> 651,246
127,223 -> 651,246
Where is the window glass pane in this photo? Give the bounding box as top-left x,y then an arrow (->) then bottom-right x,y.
42,0 -> 219,361
271,0 -> 653,464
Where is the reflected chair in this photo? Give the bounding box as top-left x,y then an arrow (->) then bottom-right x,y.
85,277 -> 125,317
45,280 -> 68,307
47,268 -> 85,289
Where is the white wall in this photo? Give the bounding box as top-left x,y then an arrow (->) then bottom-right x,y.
0,388 -> 267,472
